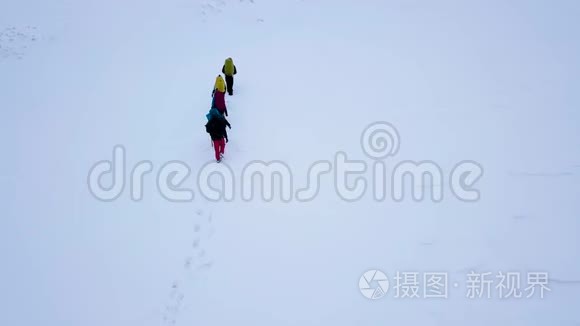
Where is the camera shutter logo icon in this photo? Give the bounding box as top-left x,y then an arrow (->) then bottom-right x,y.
359,270 -> 389,300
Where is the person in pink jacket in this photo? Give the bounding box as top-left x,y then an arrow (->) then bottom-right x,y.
211,75 -> 228,116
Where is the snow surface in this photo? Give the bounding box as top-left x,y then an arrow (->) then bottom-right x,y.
1,0 -> 579,325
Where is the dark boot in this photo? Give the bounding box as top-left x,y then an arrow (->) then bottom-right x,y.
225,75 -> 234,95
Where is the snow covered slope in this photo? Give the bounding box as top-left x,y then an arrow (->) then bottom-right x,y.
1,0 -> 579,325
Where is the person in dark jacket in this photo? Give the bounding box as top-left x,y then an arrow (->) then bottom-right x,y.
222,58 -> 237,96
205,113 -> 231,162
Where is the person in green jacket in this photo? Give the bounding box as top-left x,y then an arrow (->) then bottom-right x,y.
222,57 -> 237,96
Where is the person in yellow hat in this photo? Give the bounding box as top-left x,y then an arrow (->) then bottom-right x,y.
213,75 -> 226,93
221,57 -> 237,95
211,75 -> 228,116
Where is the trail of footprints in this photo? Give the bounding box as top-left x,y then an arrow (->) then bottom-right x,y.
200,0 -> 255,20
0,26 -> 39,60
201,0 -> 226,15
162,208 -> 215,326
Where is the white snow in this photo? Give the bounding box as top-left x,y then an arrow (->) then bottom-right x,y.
1,0 -> 579,325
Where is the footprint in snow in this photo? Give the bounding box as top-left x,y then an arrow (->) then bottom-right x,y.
161,205 -> 215,324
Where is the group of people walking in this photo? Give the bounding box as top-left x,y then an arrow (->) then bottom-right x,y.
205,57 -> 237,163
